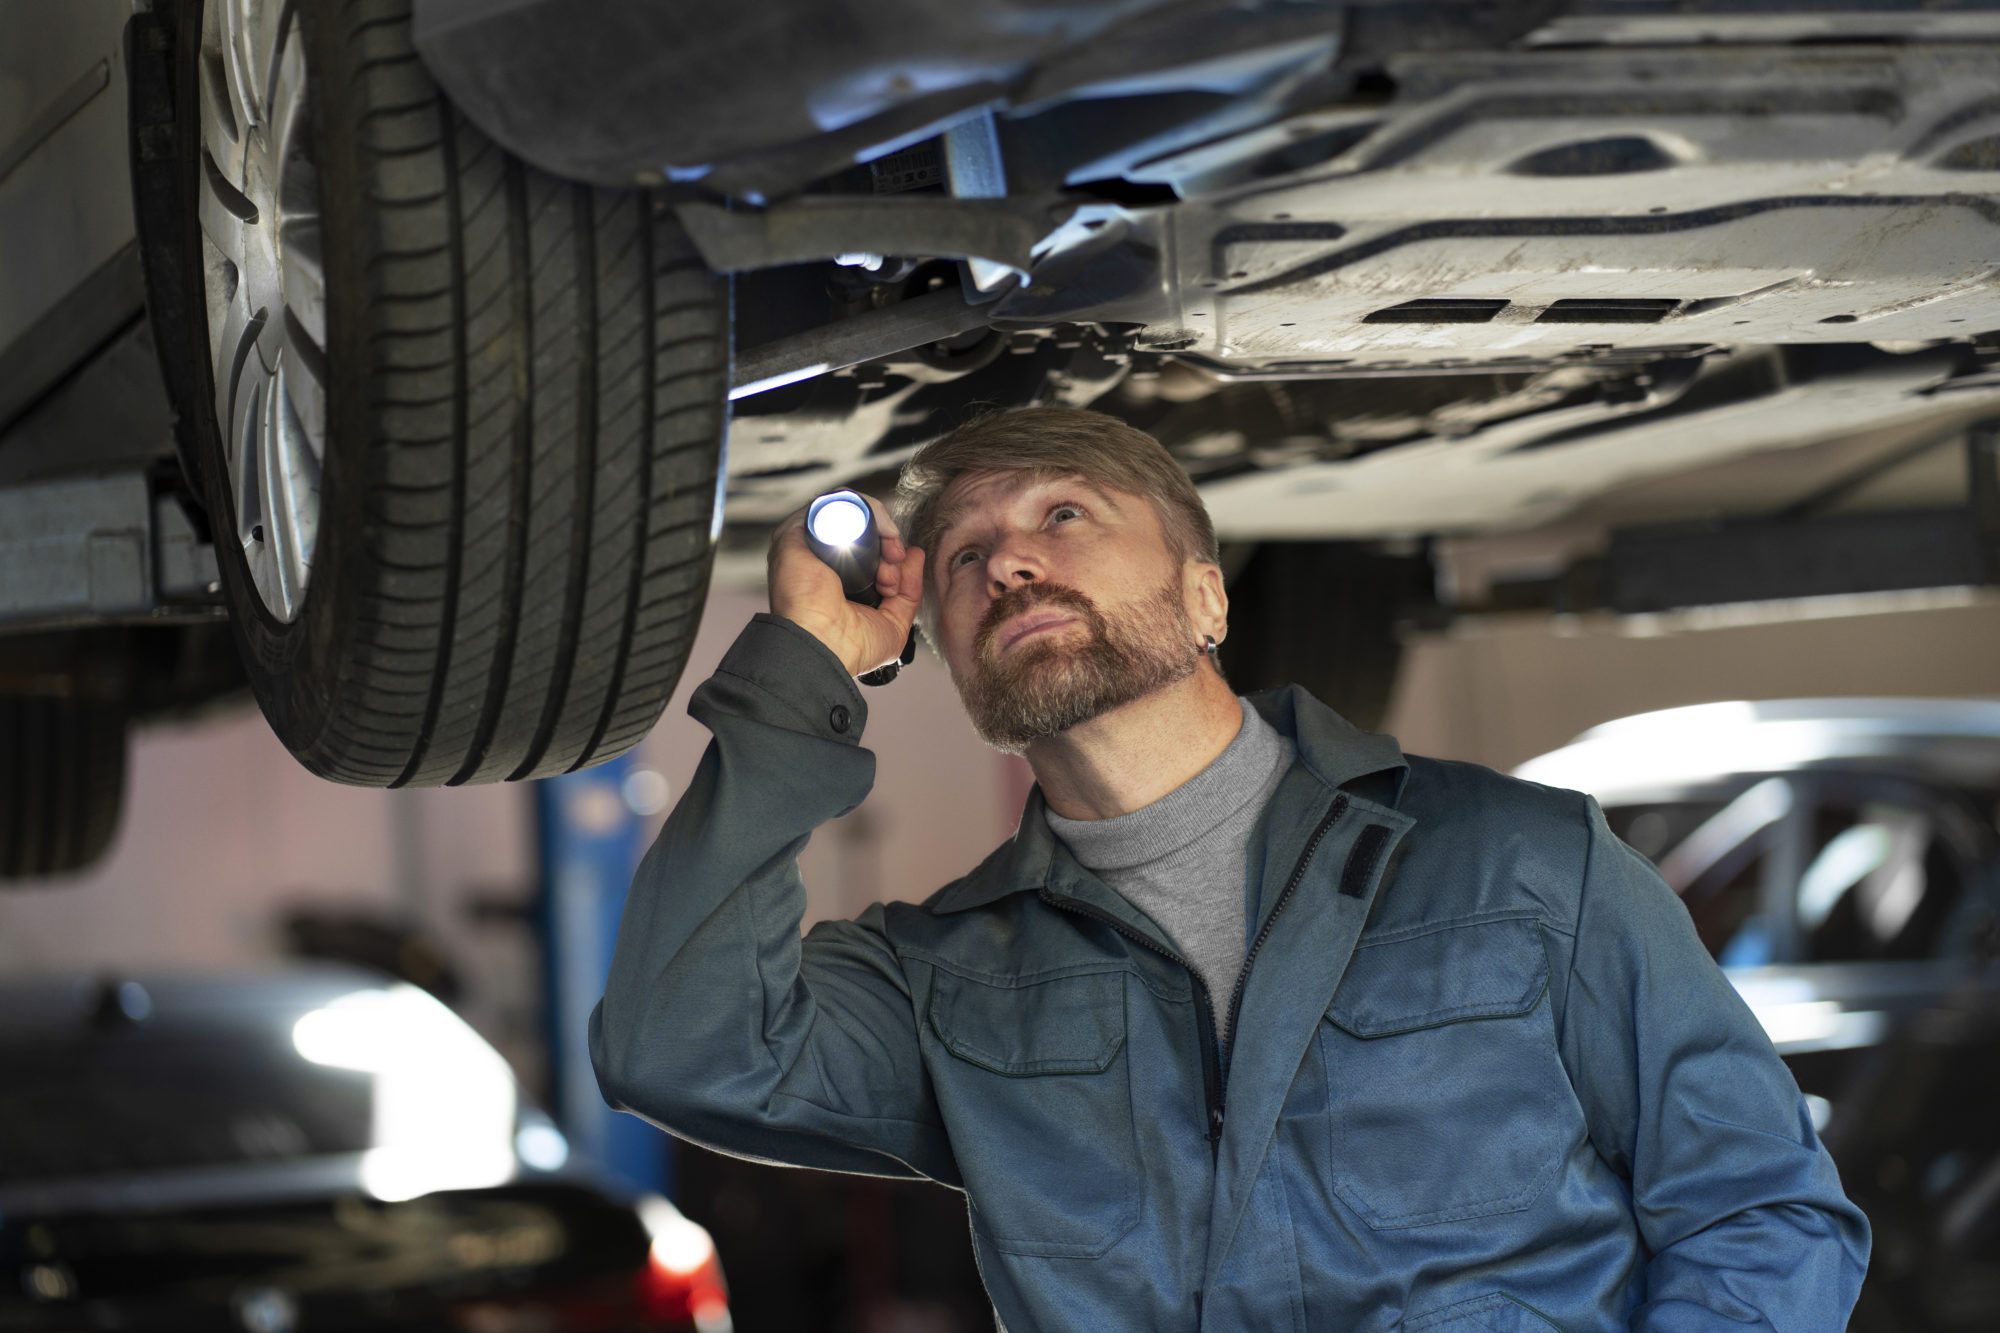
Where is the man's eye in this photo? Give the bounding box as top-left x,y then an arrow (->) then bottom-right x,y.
1050,505 -> 1083,524
951,548 -> 982,569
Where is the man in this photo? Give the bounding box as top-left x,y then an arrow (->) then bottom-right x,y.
591,407 -> 1869,1331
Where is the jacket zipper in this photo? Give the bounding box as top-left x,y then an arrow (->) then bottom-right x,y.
1221,794 -> 1348,1081
1035,791 -> 1351,1161
1038,888 -> 1228,1159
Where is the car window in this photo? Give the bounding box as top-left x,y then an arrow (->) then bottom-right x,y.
1607,780 -> 1792,965
1798,800 -> 1965,965
1611,780 -> 1991,968
1607,802 -> 1720,865
1682,844 -> 1776,966
0,1029 -> 372,1183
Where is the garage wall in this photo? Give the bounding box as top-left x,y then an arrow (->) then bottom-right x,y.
1383,593 -> 2000,774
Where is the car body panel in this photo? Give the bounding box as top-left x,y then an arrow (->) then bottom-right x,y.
0,0 -> 140,429
410,0 -> 1294,188
1516,697 -> 2000,804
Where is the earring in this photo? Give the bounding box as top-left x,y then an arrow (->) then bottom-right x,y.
1201,634 -> 1218,657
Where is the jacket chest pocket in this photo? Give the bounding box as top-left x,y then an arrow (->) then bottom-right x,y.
1318,918 -> 1572,1231
927,967 -> 1140,1258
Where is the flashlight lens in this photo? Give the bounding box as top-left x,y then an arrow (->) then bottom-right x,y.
810,497 -> 870,546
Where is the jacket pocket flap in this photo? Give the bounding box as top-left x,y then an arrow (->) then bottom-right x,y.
1327,919 -> 1549,1038
930,968 -> 1126,1075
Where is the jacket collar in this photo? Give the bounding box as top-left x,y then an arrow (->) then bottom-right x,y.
927,685 -> 1409,916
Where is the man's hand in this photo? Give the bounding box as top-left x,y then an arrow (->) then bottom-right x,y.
769,493 -> 926,678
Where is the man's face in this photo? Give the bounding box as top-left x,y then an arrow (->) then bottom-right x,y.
927,471 -> 1199,753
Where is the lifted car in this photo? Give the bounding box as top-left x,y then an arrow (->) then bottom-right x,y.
6,0 -> 2000,875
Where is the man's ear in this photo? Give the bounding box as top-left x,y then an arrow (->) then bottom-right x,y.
1187,559 -> 1229,644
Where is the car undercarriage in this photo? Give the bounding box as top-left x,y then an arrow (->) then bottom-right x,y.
5,0 -> 2000,877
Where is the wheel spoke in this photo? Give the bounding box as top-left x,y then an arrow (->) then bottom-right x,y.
262,353 -> 320,619
210,296 -> 262,465
199,152 -> 256,255
222,0 -> 290,131
249,0 -> 296,129
233,363 -> 269,547
281,306 -> 327,448
197,51 -> 241,175
265,24 -> 309,172
280,211 -> 325,353
216,0 -> 262,136
238,317 -> 276,528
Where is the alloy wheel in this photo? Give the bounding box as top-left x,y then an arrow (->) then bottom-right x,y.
196,0 -> 325,623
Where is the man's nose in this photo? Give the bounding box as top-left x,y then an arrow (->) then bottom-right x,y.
984,537 -> 1044,593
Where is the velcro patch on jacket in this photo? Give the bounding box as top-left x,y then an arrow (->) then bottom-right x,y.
1339,823 -> 1392,898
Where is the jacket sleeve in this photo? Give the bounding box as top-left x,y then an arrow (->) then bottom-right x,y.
588,614 -> 958,1186
1557,796 -> 1870,1332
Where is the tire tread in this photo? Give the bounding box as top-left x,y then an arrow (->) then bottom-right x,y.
229,0 -> 723,788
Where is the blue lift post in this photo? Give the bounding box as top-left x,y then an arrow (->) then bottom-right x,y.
535,755 -> 668,1198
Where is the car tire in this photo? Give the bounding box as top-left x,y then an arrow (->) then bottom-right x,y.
177,0 -> 728,786
0,696 -> 127,880
1218,542 -> 1431,733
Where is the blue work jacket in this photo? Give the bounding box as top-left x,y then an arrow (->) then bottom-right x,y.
591,615 -> 1870,1331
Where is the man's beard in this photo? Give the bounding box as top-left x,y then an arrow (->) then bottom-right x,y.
957,579 -> 1197,754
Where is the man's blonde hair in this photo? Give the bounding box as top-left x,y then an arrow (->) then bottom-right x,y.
895,407 -> 1220,583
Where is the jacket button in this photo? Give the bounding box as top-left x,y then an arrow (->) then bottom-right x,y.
829,704 -> 851,734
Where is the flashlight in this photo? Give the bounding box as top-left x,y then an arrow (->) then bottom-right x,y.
804,489 -> 915,685
805,490 -> 884,607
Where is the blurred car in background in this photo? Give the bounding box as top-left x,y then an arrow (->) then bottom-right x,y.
0,968 -> 729,1332
1518,699 -> 2000,1331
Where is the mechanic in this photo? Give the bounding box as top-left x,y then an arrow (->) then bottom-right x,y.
590,406 -> 1869,1331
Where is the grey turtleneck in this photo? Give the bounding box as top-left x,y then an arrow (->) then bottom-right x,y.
1045,698 -> 1294,1043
